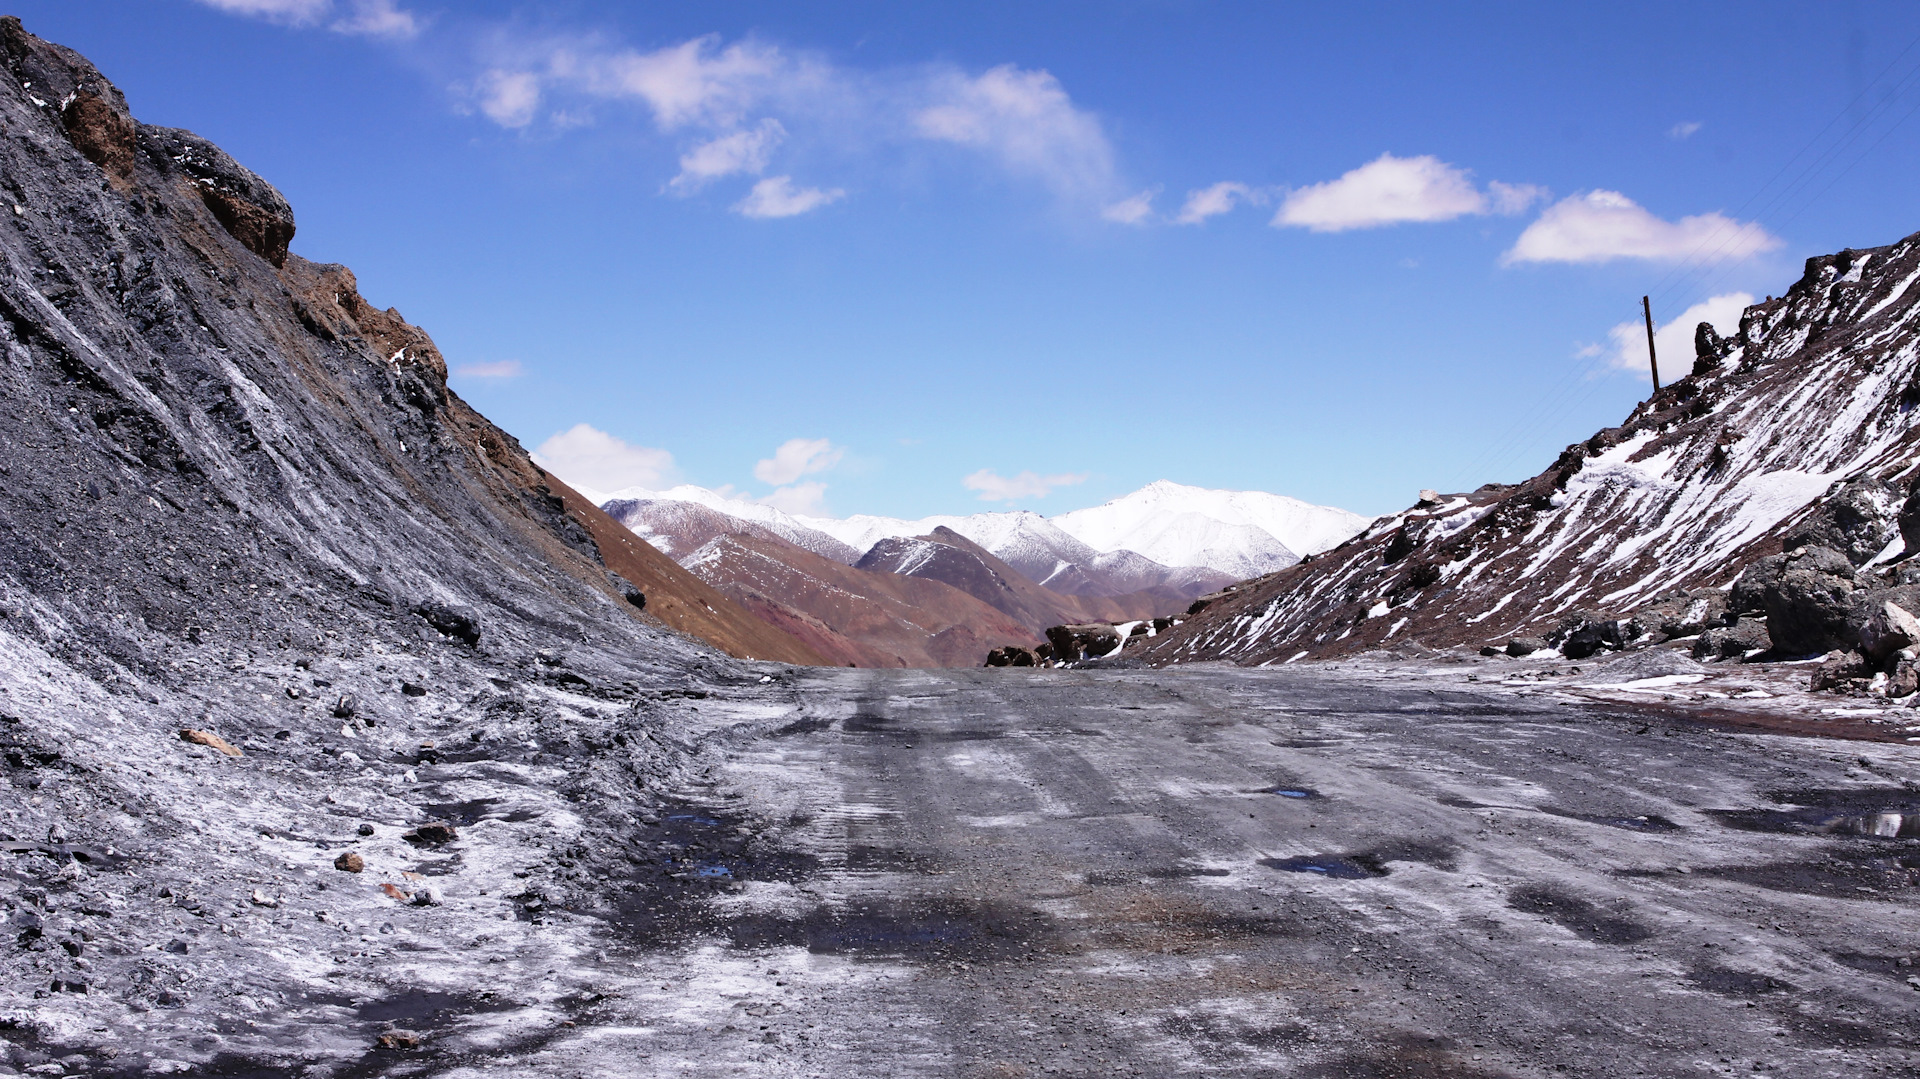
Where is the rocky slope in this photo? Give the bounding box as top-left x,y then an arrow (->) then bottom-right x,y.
1137,231 -> 1920,669
679,531 -> 1035,667
855,526 -> 1172,628
0,18 -> 828,1070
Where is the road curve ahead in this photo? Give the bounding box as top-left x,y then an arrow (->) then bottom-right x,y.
526,664 -> 1920,1078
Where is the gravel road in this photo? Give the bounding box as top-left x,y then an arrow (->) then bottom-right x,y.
382,661 -> 1919,1079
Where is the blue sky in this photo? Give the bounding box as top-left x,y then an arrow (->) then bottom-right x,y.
22,2 -> 1920,517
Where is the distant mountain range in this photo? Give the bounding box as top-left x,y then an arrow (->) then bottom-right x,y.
593,481 -> 1371,667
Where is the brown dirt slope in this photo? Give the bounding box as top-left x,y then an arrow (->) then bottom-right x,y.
681,531 -> 1038,667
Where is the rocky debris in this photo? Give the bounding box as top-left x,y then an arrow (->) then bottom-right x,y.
376,1031 -> 424,1051
1637,589 -> 1734,639
1692,620 -> 1771,661
983,646 -> 1037,667
332,851 -> 364,873
177,729 -> 241,757
1045,624 -> 1123,663
415,604 -> 482,646
1782,477 -> 1901,565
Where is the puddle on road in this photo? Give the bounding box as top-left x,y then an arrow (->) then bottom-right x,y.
1264,786 -> 1319,799
1259,855 -> 1385,879
1710,789 -> 1920,839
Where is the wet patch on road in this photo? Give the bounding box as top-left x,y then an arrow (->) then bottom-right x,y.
1695,846 -> 1920,898
1539,808 -> 1680,832
1506,885 -> 1653,944
1708,789 -> 1920,838
1261,855 -> 1385,879
724,897 -> 1048,961
1685,965 -> 1794,996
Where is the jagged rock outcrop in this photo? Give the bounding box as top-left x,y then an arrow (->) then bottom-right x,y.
1137,231 -> 1920,668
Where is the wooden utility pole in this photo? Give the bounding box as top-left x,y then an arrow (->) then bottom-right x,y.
1642,295 -> 1661,392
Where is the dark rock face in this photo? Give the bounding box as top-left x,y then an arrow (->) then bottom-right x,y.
1692,322 -> 1733,376
1809,649 -> 1871,693
1781,477 -> 1900,565
415,604 -> 482,646
1763,546 -> 1859,655
1045,623 -> 1123,663
1729,555 -> 1787,616
1548,611 -> 1625,660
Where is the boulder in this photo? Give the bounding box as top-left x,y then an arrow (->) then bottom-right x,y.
1892,655 -> 1920,698
1548,611 -> 1624,660
1045,624 -> 1123,663
1762,546 -> 1859,654
1729,555 -> 1787,616
1900,482 -> 1920,559
1859,600 -> 1920,663
1506,636 -> 1546,658
1810,649 -> 1870,693
1783,477 -> 1901,566
1691,620 -> 1771,661
333,851 -> 364,873
984,646 -> 1037,668
402,822 -> 457,846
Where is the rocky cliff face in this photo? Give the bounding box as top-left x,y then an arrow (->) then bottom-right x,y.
1138,230 -> 1920,668
0,19 -> 818,1070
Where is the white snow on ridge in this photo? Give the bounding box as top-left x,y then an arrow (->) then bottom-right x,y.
592,479 -> 1371,584
1052,480 -> 1372,578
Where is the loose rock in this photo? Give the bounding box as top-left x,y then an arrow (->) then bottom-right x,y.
178,729 -> 241,757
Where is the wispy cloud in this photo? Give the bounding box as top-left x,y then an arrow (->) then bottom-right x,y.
1273,153 -> 1540,232
1175,181 -> 1259,225
531,423 -> 677,496
671,119 -> 785,192
1599,292 -> 1753,379
194,0 -> 418,38
754,438 -> 845,485
915,64 -> 1118,204
734,176 -> 844,218
1504,190 -> 1779,265
962,469 -> 1089,502
1668,121 -> 1704,140
451,359 -> 523,379
1101,188 -> 1157,225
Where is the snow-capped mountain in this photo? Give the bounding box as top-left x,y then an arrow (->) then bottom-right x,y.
593,481 -> 1370,594
1052,480 -> 1373,581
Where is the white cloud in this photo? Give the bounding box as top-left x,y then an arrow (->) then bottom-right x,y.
962,469 -> 1089,502
531,423 -> 678,493
194,0 -> 331,22
587,35 -> 789,131
916,65 -> 1116,203
753,438 -> 845,485
1176,181 -> 1257,225
1274,153 -> 1528,232
671,120 -> 785,193
1504,190 -> 1780,265
1602,292 -> 1754,379
734,176 -> 844,218
331,0 -> 416,38
196,0 -> 417,37
451,360 -> 522,379
1669,121 -> 1704,140
757,481 -> 830,515
1486,180 -> 1546,215
477,70 -> 541,128
1101,189 -> 1157,225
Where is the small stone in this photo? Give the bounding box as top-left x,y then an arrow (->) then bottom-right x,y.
332,852 -> 364,873
249,889 -> 279,908
410,885 -> 442,907
331,695 -> 357,720
357,823 -> 375,836
402,822 -> 457,846
376,1030 -> 423,1051
400,682 -> 426,697
178,729 -> 241,757
164,939 -> 188,954
1908,975 -> 1920,991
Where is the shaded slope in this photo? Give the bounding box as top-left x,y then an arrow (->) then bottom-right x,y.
1139,232 -> 1920,665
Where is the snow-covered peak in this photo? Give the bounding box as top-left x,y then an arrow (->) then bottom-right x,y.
1051,481 -> 1372,576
